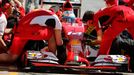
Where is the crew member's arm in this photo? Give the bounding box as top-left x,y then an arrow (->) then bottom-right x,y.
92,8 -> 113,45
91,10 -> 104,45
0,13 -> 8,52
54,14 -> 66,64
0,35 -> 7,51
89,29 -> 103,46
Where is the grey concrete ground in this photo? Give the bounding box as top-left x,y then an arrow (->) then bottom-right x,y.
0,71 -> 134,75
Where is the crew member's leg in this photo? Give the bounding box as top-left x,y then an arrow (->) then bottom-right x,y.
54,29 -> 67,64
47,35 -> 57,54
98,21 -> 126,55
0,36 -> 27,64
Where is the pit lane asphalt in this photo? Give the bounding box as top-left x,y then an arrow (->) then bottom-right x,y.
0,71 -> 134,75
0,65 -> 132,75
0,65 -> 133,75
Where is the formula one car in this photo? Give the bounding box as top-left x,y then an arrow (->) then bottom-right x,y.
8,1 -> 128,73
0,0 -> 129,73
20,21 -> 129,73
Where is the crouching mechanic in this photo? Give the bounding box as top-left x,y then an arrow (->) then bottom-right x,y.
0,9 -> 67,65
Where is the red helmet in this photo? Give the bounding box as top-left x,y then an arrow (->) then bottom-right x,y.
104,0 -> 118,5
63,1 -> 73,11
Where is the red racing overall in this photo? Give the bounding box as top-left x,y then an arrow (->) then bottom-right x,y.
94,5 -> 134,55
8,10 -> 56,56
